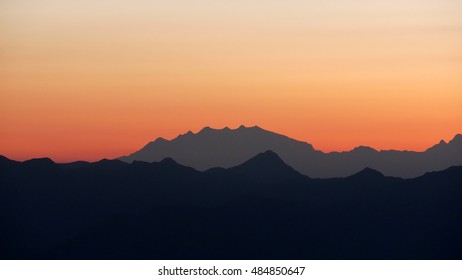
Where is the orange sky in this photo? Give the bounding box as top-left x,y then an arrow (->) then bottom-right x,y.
1,0 -> 462,162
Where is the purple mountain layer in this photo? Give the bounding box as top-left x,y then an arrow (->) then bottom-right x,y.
119,125 -> 462,178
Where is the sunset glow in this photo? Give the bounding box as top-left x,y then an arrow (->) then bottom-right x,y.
1,0 -> 462,162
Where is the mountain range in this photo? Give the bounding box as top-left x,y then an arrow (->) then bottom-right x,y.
1,153 -> 461,259
119,125 -> 462,178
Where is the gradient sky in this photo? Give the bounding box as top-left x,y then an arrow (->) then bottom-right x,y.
1,0 -> 462,162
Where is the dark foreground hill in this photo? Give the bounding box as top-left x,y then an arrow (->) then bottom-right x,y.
1,153 -> 462,259
119,125 -> 462,178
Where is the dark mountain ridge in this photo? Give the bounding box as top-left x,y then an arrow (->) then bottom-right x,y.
1,153 -> 462,259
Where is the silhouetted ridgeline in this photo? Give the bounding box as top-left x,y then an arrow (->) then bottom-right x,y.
1,152 -> 461,259
119,126 -> 462,178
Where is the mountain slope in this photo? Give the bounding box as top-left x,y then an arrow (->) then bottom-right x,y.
119,126 -> 462,178
227,150 -> 303,183
119,125 -> 317,171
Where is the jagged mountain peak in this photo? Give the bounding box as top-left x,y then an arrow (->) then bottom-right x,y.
243,150 -> 284,163
352,146 -> 377,153
450,134 -> 462,143
348,167 -> 384,179
160,157 -> 178,165
228,150 -> 302,183
23,157 -> 55,166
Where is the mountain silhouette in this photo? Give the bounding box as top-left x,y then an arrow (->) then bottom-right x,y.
227,150 -> 303,183
119,125 -> 316,170
0,155 -> 18,169
348,167 -> 385,180
119,126 -> 462,178
1,154 -> 462,259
